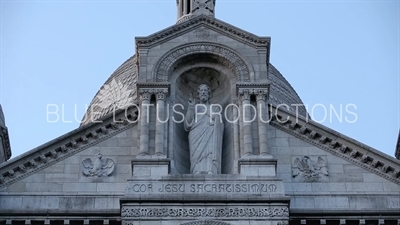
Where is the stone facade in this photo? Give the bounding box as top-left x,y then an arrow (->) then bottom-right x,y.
0,1 -> 399,224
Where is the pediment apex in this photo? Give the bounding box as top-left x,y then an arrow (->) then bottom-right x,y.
135,15 -> 270,50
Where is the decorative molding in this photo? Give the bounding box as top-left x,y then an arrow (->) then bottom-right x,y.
181,221 -> 230,225
154,43 -> 252,82
292,156 -> 329,182
0,108 -> 139,187
137,15 -> 270,48
269,106 -> 400,184
82,154 -> 115,177
177,14 -> 193,24
121,206 -> 289,218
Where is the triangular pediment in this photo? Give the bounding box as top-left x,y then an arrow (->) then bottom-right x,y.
135,15 -> 270,50
269,105 -> 400,185
0,108 -> 138,188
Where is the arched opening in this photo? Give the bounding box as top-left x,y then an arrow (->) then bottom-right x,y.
167,53 -> 238,175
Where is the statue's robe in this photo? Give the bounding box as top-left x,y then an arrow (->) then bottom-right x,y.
184,104 -> 224,174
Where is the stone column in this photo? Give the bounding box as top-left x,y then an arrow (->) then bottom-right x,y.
256,88 -> 269,155
139,89 -> 152,155
232,100 -> 240,173
183,0 -> 188,14
233,101 -> 240,160
238,89 -> 253,156
155,88 -> 168,156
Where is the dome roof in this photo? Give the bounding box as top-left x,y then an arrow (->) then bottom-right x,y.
81,55 -> 307,126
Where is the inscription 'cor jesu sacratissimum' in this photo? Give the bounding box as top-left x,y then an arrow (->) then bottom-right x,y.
129,182 -> 278,193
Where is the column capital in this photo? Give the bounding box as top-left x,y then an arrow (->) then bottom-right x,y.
138,89 -> 152,102
253,88 -> 269,101
137,83 -> 170,102
238,88 -> 251,101
154,88 -> 168,101
237,87 -> 269,102
236,83 -> 270,102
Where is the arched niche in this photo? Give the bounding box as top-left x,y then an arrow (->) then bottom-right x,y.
168,53 -> 239,175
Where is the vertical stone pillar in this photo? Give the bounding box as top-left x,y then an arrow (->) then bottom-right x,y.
256,88 -> 269,155
177,0 -> 182,19
138,89 -> 152,155
155,88 -> 168,156
233,101 -> 240,160
232,100 -> 240,173
238,89 -> 253,156
183,0 -> 188,14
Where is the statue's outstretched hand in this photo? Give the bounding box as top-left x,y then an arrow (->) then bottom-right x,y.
188,94 -> 195,106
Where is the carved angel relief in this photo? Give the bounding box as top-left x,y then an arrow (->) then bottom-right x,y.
82,154 -> 115,177
292,156 -> 328,182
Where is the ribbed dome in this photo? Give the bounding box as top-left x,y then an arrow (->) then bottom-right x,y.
81,55 -> 307,126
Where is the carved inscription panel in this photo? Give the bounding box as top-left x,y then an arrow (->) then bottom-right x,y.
126,180 -> 284,195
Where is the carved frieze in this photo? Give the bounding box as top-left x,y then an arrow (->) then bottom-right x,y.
82,154 -> 115,177
182,221 -> 230,225
292,156 -> 329,182
121,206 -> 289,218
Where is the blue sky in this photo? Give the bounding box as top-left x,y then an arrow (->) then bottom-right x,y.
1,0 -> 399,158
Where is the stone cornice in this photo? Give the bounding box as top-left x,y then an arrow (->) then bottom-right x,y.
269,106 -> 400,185
0,108 -> 139,187
135,15 -> 270,51
137,83 -> 170,91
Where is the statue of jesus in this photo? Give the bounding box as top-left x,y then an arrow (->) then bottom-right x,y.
184,84 -> 224,174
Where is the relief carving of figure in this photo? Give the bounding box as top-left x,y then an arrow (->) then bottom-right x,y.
184,84 -> 224,174
82,153 -> 115,177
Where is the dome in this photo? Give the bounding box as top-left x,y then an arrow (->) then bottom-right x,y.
81,55 -> 307,126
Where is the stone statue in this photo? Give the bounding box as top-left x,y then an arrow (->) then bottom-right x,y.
184,84 -> 224,174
